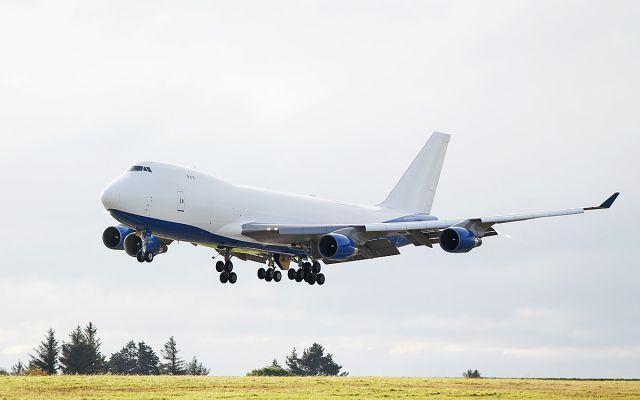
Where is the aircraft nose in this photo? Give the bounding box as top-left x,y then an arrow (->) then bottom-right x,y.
101,184 -> 120,210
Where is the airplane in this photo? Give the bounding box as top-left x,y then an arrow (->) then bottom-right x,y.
100,132 -> 619,286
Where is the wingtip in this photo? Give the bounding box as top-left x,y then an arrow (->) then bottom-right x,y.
599,192 -> 620,209
584,192 -> 619,211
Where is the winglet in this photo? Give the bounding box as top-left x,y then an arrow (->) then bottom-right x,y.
585,192 -> 619,211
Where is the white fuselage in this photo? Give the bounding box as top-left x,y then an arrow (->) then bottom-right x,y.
101,161 -> 408,247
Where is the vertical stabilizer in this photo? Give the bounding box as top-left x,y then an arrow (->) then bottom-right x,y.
380,132 -> 450,214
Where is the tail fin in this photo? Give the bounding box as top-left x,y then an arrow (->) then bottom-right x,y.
380,132 -> 450,214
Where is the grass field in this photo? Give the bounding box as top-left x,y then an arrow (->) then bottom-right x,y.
1,376 -> 639,399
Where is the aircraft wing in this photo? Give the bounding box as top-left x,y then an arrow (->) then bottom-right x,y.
241,193 -> 619,254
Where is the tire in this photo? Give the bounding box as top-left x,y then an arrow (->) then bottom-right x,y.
145,251 -> 154,263
266,268 -> 275,280
308,274 -> 316,285
257,268 -> 266,280
316,273 -> 325,285
224,261 -> 234,273
229,272 -> 237,284
304,270 -> 313,281
216,261 -> 225,272
295,269 -> 304,282
287,269 -> 296,280
311,261 -> 321,274
302,262 -> 311,273
265,274 -> 273,282
220,272 -> 229,284
274,270 -> 282,282
136,251 -> 145,263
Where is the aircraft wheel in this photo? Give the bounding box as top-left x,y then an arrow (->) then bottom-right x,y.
257,268 -> 266,280
302,262 -> 311,273
311,261 -> 321,274
287,269 -> 296,280
295,269 -> 304,282
144,251 -> 154,263
224,261 -> 233,272
307,274 -> 316,285
274,270 -> 282,282
266,268 -> 274,280
136,251 -> 145,263
265,274 -> 273,282
216,261 -> 225,272
220,272 -> 229,284
316,273 -> 325,285
229,272 -> 237,284
304,270 -> 314,281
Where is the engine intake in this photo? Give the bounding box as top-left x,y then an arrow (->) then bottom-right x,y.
318,233 -> 358,260
124,233 -> 166,257
102,225 -> 134,250
439,227 -> 482,253
124,233 -> 143,256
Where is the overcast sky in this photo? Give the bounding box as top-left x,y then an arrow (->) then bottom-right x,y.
0,0 -> 638,378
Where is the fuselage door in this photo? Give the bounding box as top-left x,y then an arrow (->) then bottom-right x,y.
177,191 -> 185,212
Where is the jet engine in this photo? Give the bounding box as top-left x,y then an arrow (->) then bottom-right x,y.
123,233 -> 166,257
318,233 -> 358,260
102,225 -> 134,250
439,227 -> 482,253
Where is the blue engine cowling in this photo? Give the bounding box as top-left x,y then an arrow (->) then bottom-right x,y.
102,225 -> 134,250
318,233 -> 358,260
124,233 -> 164,257
439,227 -> 482,253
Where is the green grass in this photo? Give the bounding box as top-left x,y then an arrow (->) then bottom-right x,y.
1,376 -> 639,399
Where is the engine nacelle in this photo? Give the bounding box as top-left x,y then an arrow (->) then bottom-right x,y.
318,233 -> 358,260
102,225 -> 134,250
439,227 -> 482,253
124,233 -> 165,257
124,233 -> 143,256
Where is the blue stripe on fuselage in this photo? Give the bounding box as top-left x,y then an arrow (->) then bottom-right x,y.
107,209 -> 307,257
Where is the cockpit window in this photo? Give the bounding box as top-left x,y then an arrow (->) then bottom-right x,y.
129,165 -> 152,172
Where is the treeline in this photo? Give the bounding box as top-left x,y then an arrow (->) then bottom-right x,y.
0,323 -> 209,376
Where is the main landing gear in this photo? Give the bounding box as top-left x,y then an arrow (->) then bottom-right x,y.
215,258 -> 237,284
288,261 -> 325,285
257,267 -> 282,283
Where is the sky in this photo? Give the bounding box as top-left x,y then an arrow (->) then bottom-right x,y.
0,0 -> 638,378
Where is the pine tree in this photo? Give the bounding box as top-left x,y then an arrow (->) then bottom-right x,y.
160,337 -> 185,375
108,341 -> 138,375
59,326 -> 89,374
285,348 -> 304,376
83,322 -> 106,374
29,328 -> 59,375
137,342 -> 160,375
11,361 -> 25,375
185,356 -> 210,376
59,323 -> 106,374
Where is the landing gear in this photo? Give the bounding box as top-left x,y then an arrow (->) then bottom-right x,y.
290,260 -> 325,285
136,251 -> 145,263
257,267 -> 266,280
144,251 -> 154,263
215,253 -> 236,284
